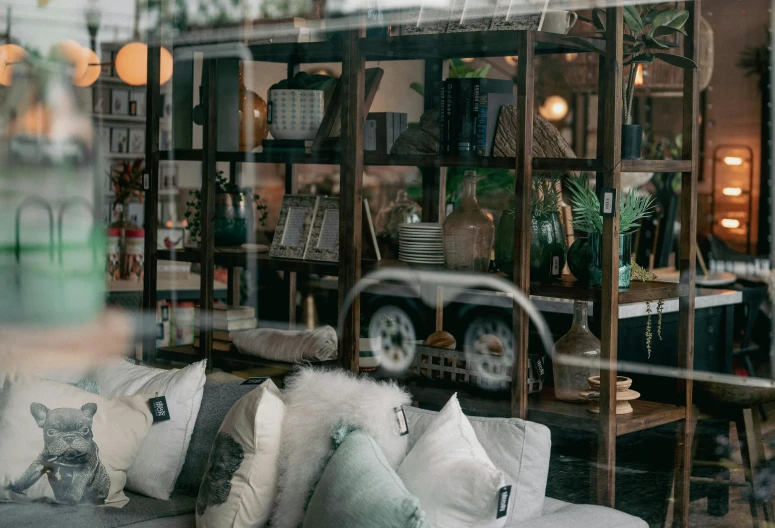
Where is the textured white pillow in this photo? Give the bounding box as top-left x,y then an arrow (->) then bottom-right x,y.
196,379 -> 285,528
0,374 -> 152,507
398,394 -> 508,528
271,368 -> 411,528
95,360 -> 206,499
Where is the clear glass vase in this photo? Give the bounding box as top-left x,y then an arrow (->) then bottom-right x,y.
443,171 -> 494,272
552,301 -> 601,402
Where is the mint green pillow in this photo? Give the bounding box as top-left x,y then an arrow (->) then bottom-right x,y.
302,427 -> 430,528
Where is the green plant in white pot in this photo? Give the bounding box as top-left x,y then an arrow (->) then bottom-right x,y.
568,5 -> 698,159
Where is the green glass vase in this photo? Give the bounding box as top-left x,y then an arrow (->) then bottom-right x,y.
494,211 -> 566,282
588,233 -> 633,288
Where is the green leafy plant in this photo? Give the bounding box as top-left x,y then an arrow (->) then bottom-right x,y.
502,173 -> 563,219
184,171 -> 268,243
631,260 -> 664,358
448,58 -> 491,79
566,174 -> 655,234
568,4 -> 698,123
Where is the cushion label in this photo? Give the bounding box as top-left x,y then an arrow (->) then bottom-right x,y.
241,377 -> 268,386
394,406 -> 409,436
149,396 -> 170,423
497,485 -> 512,518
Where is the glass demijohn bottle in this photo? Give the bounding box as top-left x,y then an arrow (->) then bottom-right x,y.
443,171 -> 494,272
552,301 -> 601,402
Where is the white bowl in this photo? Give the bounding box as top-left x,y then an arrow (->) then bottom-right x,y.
268,89 -> 325,141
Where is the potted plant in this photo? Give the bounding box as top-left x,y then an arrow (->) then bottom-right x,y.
565,174 -> 655,288
568,5 -> 698,159
184,171 -> 268,247
494,173 -> 566,282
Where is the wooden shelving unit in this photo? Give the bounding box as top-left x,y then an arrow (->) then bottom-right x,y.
142,5 -> 699,525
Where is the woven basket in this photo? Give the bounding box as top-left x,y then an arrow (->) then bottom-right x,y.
410,343 -> 544,393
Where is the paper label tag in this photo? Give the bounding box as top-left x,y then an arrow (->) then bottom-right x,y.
497,485 -> 512,518
267,101 -> 273,123
364,119 -> 377,151
143,173 -> 150,190
551,255 -> 560,276
241,377 -> 268,386
600,188 -> 617,217
394,407 -> 409,436
149,396 -> 170,423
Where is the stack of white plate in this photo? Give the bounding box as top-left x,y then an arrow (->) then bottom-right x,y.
398,223 -> 444,267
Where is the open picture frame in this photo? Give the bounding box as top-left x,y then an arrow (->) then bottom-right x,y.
304,197 -> 339,262
270,195 -> 319,260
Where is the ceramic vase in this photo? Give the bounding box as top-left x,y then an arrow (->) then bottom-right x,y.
443,171 -> 494,272
268,89 -> 325,141
621,124 -> 642,160
213,192 -> 254,246
552,301 -> 601,402
588,233 -> 633,288
567,237 -> 591,283
238,66 -> 268,151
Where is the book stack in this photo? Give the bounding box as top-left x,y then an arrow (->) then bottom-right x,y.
440,79 -> 516,157
194,305 -> 257,352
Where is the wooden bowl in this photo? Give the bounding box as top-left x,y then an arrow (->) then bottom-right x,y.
695,380 -> 775,407
587,376 -> 632,392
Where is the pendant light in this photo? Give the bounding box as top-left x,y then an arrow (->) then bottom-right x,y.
0,44 -> 27,86
114,42 -> 173,86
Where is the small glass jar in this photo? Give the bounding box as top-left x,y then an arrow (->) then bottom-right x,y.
442,171 -> 494,272
375,189 -> 422,246
552,301 -> 601,402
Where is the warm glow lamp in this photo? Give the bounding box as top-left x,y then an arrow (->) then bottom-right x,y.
722,187 -> 743,197
114,43 -> 173,86
538,95 -> 569,121
74,48 -> 101,87
634,65 -> 644,86
0,44 -> 27,86
723,156 -> 743,166
720,218 -> 740,229
53,40 -> 90,82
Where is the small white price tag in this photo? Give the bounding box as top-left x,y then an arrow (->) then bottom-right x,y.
552,255 -> 560,276
143,173 -> 150,190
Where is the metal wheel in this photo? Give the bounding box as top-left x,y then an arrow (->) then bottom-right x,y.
463,314 -> 514,389
368,304 -> 418,373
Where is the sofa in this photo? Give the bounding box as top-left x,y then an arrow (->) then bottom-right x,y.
0,372 -> 647,528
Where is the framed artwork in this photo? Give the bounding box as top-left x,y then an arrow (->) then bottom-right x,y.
111,89 -> 129,115
110,128 -> 129,153
97,127 -> 110,155
159,163 -> 179,189
128,128 -> 145,153
93,88 -> 110,114
101,50 -> 113,76
269,195 -> 319,260
304,197 -> 339,262
131,90 -> 146,116
158,227 -> 186,250
160,128 -> 171,150
126,202 -> 144,227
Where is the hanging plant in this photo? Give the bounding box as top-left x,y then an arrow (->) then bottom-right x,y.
631,260 -> 664,359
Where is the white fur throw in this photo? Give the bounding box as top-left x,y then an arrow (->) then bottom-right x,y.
271,368 -> 412,528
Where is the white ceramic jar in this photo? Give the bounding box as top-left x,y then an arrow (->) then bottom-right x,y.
267,89 -> 325,140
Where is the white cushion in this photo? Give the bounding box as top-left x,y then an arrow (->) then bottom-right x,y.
95,360 -> 206,500
398,394 -> 508,528
271,368 -> 411,528
403,403 -> 551,522
196,379 -> 285,528
0,373 -> 152,506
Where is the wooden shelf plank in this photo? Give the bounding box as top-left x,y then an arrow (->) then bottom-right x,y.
531,276 -> 687,303
406,381 -> 684,436
621,159 -> 692,173
359,31 -> 604,61
156,344 -> 337,373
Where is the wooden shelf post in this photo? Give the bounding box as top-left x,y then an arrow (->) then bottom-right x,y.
285,60 -> 301,328
512,31 -> 535,419
597,6 -> 624,508
198,58 -> 218,371
142,40 -> 161,364
673,1 -> 700,525
338,30 -> 365,373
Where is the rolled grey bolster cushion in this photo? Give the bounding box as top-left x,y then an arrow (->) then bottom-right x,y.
231,325 -> 338,362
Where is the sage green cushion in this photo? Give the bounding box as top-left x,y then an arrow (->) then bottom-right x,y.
302,428 -> 431,528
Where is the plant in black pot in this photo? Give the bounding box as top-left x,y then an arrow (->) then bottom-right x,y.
565,175 -> 655,288
568,5 -> 698,159
494,173 -> 566,282
184,171 -> 268,247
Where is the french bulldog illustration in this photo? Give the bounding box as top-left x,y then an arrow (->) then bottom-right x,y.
6,403 -> 110,505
